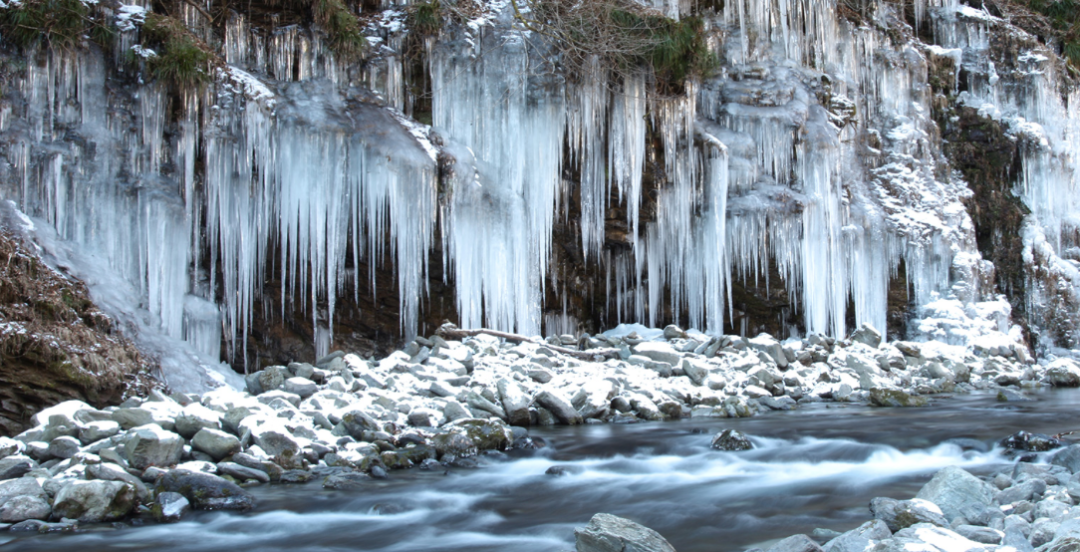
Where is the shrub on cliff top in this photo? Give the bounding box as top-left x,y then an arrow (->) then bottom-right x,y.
0,0 -> 114,51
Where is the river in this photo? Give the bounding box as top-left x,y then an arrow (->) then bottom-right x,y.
10,388 -> 1080,552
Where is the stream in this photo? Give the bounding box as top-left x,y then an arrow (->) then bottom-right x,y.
10,388 -> 1080,552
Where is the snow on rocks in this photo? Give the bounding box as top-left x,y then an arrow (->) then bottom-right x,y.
0,321 -> 1063,532
736,456 -> 1080,552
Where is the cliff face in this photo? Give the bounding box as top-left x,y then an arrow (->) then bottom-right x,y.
0,0 -> 1077,388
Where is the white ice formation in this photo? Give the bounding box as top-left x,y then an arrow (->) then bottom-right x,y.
2,0 -> 1079,390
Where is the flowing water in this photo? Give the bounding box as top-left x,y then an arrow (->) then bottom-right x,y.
10,389 -> 1080,552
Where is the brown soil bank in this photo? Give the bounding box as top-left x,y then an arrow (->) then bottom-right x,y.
0,229 -> 155,436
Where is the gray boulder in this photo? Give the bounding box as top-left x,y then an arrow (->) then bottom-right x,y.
1036,537 -> 1080,552
497,378 -> 532,427
876,524 -> 991,552
870,497 -> 948,531
217,462 -> 270,483
954,525 -> 1004,545
46,436 -> 81,459
0,437 -> 24,459
1053,445 -> 1080,474
824,519 -> 891,552
151,491 -> 190,522
0,478 -> 47,504
681,359 -> 708,386
632,342 -> 683,366
0,494 -> 51,522
1046,360 -> 1080,387
868,388 -> 928,408
749,335 -> 789,369
85,462 -> 150,502
251,422 -> 303,467
766,534 -> 823,552
155,469 -> 255,510
536,390 -> 584,425
78,421 -> 121,445
851,323 -> 883,348
997,479 -> 1047,505
283,377 -> 318,399
174,404 -> 222,439
915,466 -> 995,522
339,409 -> 384,439
125,424 -> 184,470
0,455 -> 37,480
191,428 -> 241,461
257,366 -> 289,392
574,513 -> 676,552
52,480 -> 137,522
711,429 -> 753,451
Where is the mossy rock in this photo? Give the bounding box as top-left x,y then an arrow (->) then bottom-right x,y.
154,469 -> 255,511
868,388 -> 928,407
430,431 -> 477,458
447,418 -> 513,452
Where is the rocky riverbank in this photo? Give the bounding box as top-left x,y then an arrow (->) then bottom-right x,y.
582,435 -> 1080,552
0,321 -> 1078,533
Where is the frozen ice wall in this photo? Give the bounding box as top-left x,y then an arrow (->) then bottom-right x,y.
8,0 -> 1080,387
927,2 -> 1080,349
0,8 -> 438,387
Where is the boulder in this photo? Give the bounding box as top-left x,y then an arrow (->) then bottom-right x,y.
1037,537 -> 1080,552
0,478 -> 48,505
497,378 -> 532,427
749,335 -> 788,369
870,497 -> 948,531
711,429 -> 753,451
868,388 -> 928,408
824,519 -> 891,552
448,418 -> 513,451
151,491 -> 190,523
322,472 -> 370,491
0,455 -> 37,479
46,436 -> 81,459
112,406 -> 175,431
173,404 -> 222,439
574,513 -> 676,552
878,524 -> 991,552
996,479 -> 1047,505
85,462 -> 150,502
0,437 -> 24,460
251,421 -> 303,466
766,534 -> 824,552
851,324 -> 882,348
257,366 -> 289,392
914,466 -> 995,522
1046,359 -> 1080,387
191,428 -> 242,461
125,424 -> 184,470
155,469 -> 255,510
52,480 -> 137,522
681,359 -> 709,386
1001,431 -> 1063,452
954,525 -> 1004,545
283,377 -> 318,399
339,409 -> 384,439
632,342 -> 683,366
0,494 -> 51,522
78,421 -> 121,445
536,390 -> 584,425
1052,445 -> 1080,474
217,462 -> 270,483
431,431 -> 478,458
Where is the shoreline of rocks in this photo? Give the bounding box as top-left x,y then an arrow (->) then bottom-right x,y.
0,322 -> 1078,534
582,435 -> 1080,552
